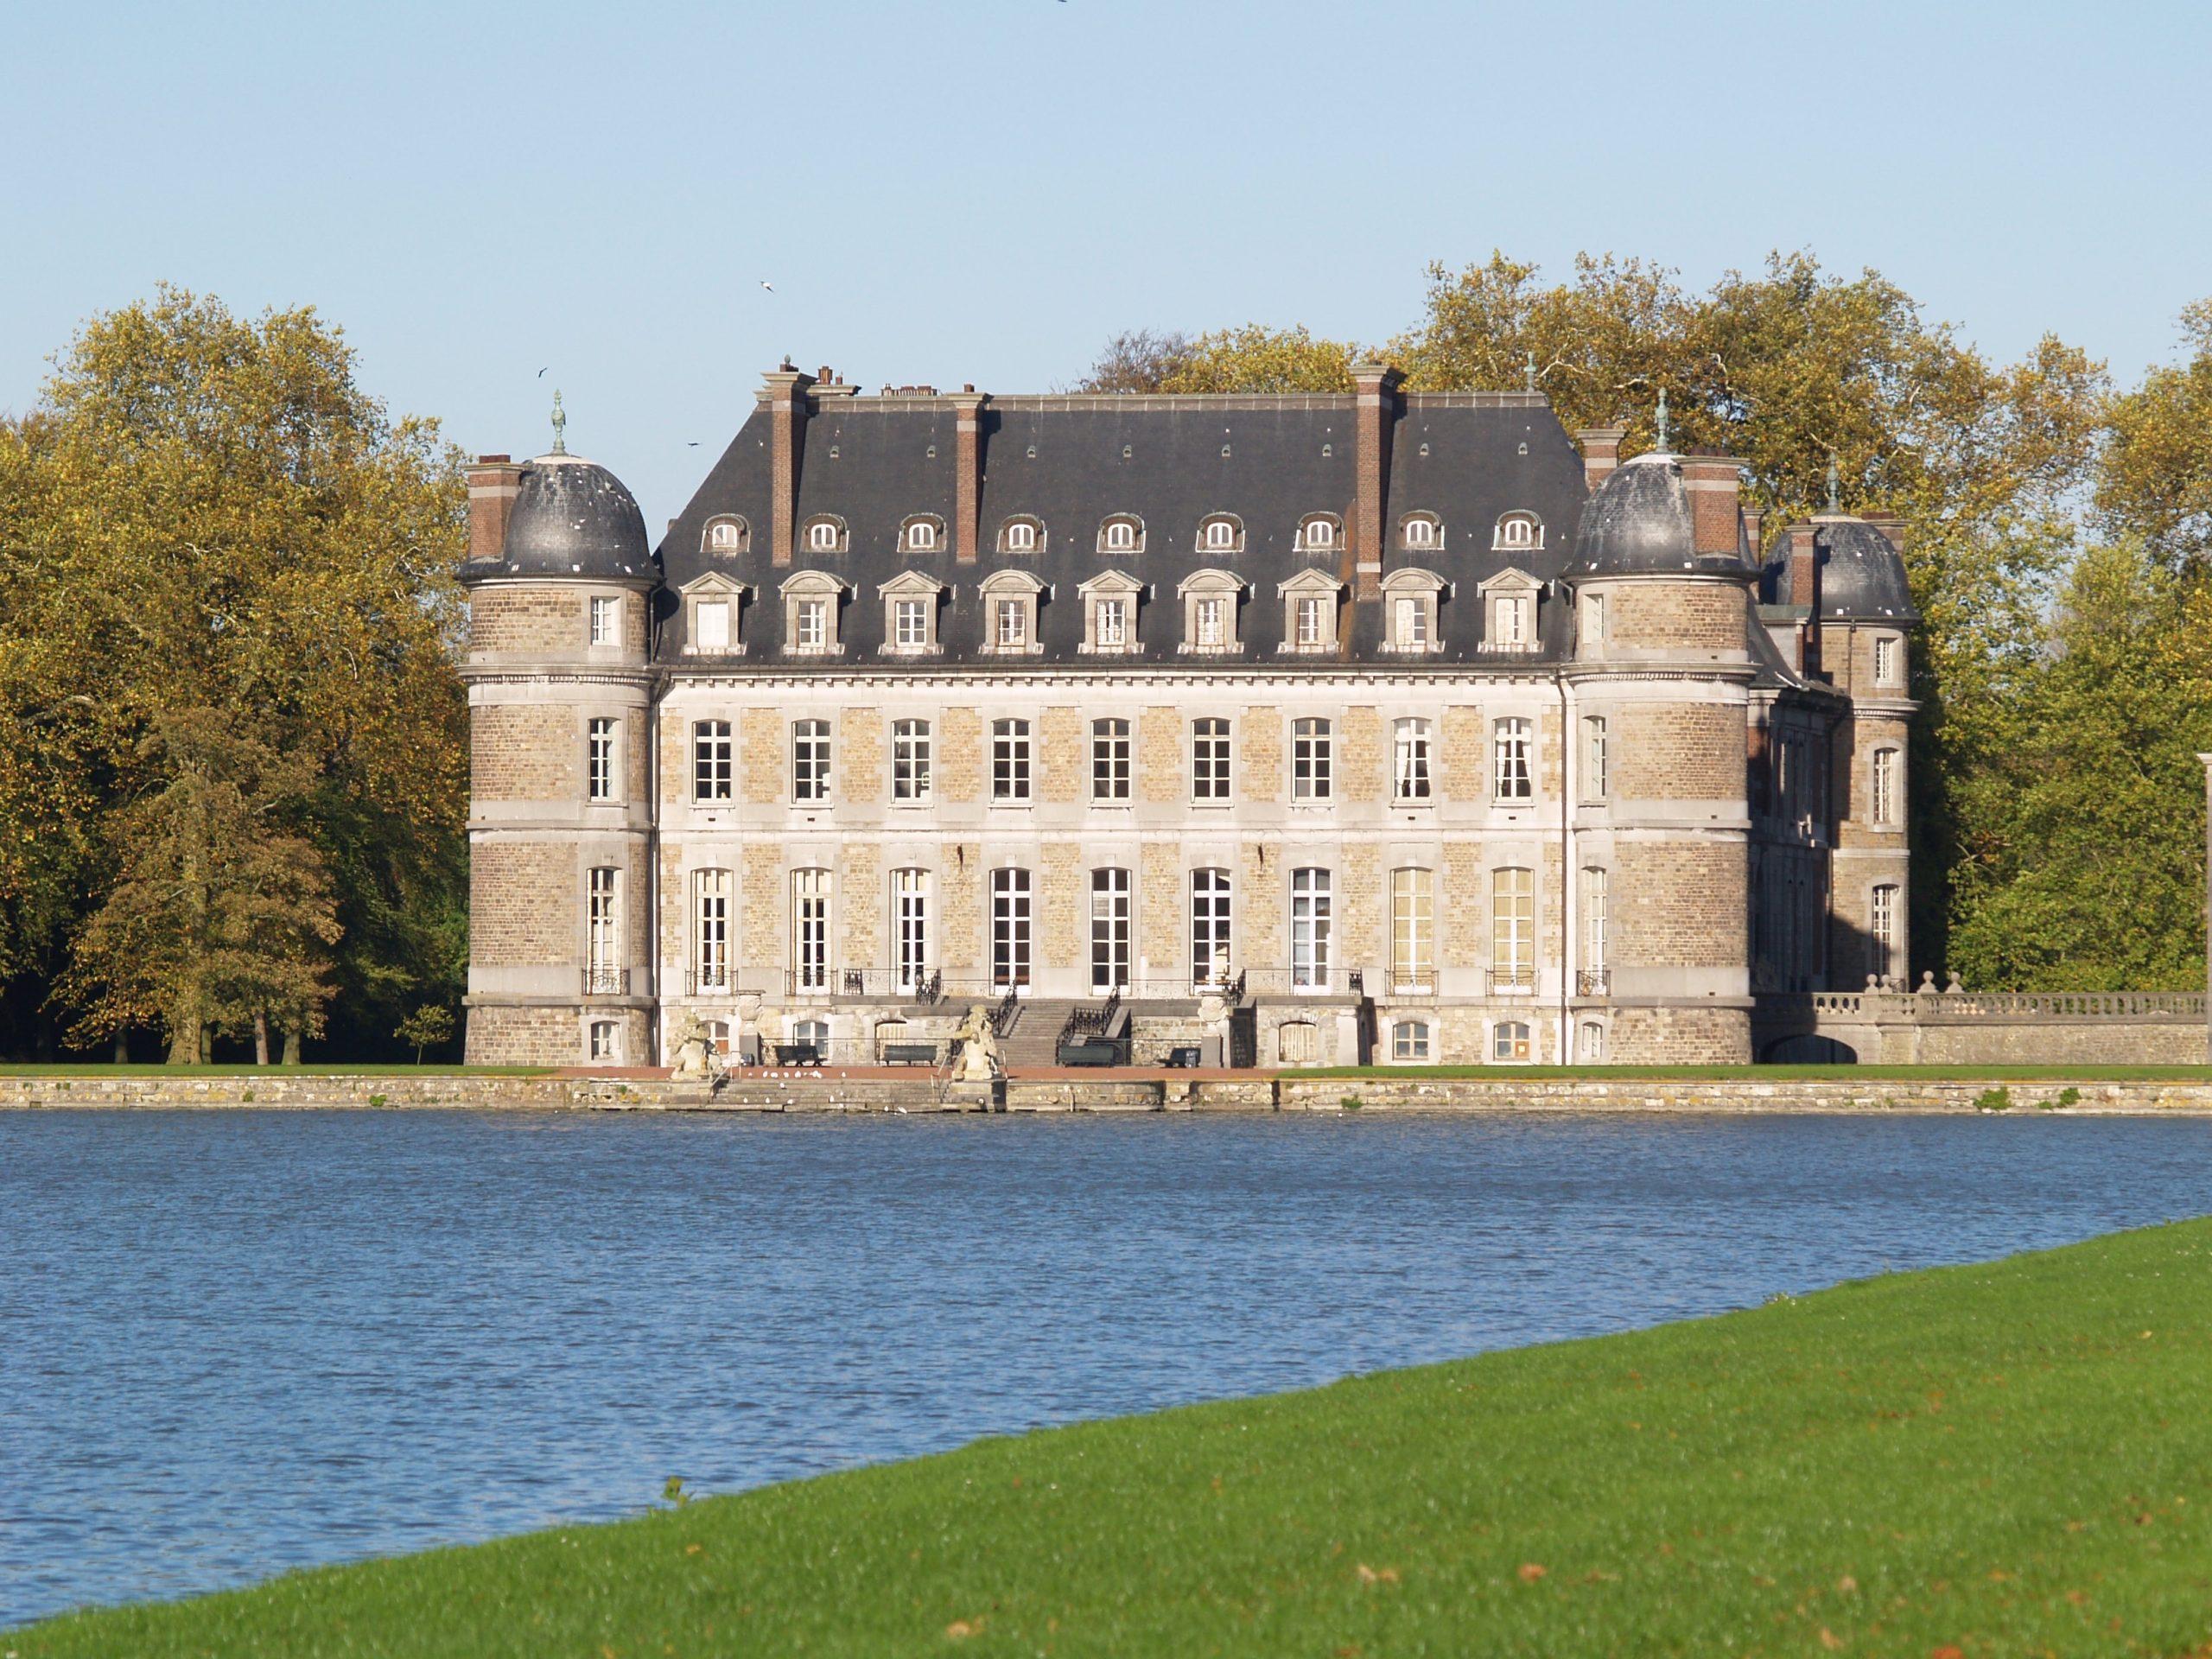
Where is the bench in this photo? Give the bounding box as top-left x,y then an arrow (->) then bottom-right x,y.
1057,1038 -> 1122,1068
772,1043 -> 823,1066
881,1042 -> 937,1065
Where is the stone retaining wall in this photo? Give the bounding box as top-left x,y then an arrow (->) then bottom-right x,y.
10,1072 -> 2212,1115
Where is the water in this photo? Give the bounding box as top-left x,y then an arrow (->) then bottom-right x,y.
3,1109 -> 2209,1628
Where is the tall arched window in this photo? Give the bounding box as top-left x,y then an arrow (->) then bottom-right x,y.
1291,868 -> 1332,991
893,869 -> 931,995
1191,868 -> 1232,988
694,868 -> 731,994
1871,747 -> 1901,827
1492,717 -> 1534,801
791,868 -> 830,992
1390,868 -> 1433,994
1491,867 -> 1534,990
1871,883 -> 1900,981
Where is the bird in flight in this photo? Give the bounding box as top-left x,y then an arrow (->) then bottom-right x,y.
760,280 -> 775,293
537,366 -> 548,377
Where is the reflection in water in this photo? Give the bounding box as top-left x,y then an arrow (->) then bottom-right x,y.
3,1109 -> 2209,1625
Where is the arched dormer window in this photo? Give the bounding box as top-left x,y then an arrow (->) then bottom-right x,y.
1277,569 -> 1344,654
1380,567 -> 1447,653
702,514 -> 749,556
1493,511 -> 1543,551
999,516 -> 1045,555
1098,514 -> 1144,556
977,569 -> 1047,657
900,514 -> 946,555
1177,569 -> 1247,656
1299,513 -> 1341,553
780,569 -> 851,656
1399,511 -> 1443,552
1198,513 -> 1243,555
803,515 -> 848,555
1078,570 -> 1145,655
879,569 -> 947,656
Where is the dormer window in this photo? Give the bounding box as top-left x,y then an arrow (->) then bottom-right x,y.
1098,514 -> 1144,556
1198,513 -> 1243,554
878,570 -> 947,656
900,514 -> 945,555
1078,570 -> 1145,655
1492,512 -> 1543,551
1379,568 -> 1446,654
781,570 -> 849,656
976,569 -> 1046,657
803,515 -> 847,554
680,574 -> 749,657
1178,569 -> 1247,656
702,514 -> 749,555
1299,514 -> 1341,553
1399,512 -> 1443,552
999,516 -> 1044,555
1276,569 -> 1344,654
1478,569 -> 1543,654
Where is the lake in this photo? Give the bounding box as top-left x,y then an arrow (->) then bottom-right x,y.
3,1108 -> 2209,1628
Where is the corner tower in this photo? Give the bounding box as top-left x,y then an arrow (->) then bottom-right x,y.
1562,434 -> 1759,1063
458,410 -> 661,1065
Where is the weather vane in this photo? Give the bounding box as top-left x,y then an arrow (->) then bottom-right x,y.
1825,452 -> 1841,512
550,390 -> 568,456
1654,386 -> 1671,452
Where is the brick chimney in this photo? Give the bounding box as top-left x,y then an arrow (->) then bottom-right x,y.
1351,362 -> 1403,601
1785,522 -> 1822,677
1574,426 -> 1628,493
760,366 -> 817,567
950,389 -> 986,564
1679,453 -> 1745,559
1861,513 -> 1907,552
466,454 -> 524,564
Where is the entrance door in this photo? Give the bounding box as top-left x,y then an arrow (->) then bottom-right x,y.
991,868 -> 1031,995
1090,868 -> 1131,994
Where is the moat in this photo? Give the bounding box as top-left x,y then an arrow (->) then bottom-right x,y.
5,1109 -> 2209,1629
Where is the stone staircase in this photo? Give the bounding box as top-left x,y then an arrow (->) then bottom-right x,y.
998,998 -> 1083,1067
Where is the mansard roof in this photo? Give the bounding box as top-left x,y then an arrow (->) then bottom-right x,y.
654,387 -> 1590,667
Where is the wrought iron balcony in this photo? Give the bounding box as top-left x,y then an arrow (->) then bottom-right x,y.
582,966 -> 629,997
1576,969 -> 1611,997
1487,967 -> 1536,995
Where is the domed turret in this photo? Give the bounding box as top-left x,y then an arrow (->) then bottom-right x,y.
463,454 -> 652,582
1563,453 -> 1752,581
1810,515 -> 1916,625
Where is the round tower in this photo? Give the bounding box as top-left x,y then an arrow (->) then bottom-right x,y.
1561,439 -> 1758,1063
1806,507 -> 1918,988
458,411 -> 660,1066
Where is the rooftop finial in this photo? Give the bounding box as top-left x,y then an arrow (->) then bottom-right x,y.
1654,386 -> 1671,453
1825,452 -> 1841,512
1523,350 -> 1537,393
550,390 -> 568,456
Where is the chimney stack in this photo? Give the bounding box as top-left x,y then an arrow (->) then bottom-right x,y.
466,454 -> 524,565
1574,426 -> 1628,493
950,390 -> 987,563
760,366 -> 817,567
1862,514 -> 1907,552
1351,362 -> 1403,601
1679,453 -> 1745,560
1786,522 -> 1822,677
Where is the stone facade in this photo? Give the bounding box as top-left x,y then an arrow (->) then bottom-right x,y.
460,369 -> 1920,1070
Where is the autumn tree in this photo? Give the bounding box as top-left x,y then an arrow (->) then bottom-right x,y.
0,288 -> 467,1060
2098,299 -> 2212,569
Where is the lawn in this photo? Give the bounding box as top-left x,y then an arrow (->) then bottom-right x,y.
11,1223 -> 2212,1656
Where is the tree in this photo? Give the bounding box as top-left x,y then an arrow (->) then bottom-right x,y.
60,710 -> 340,1062
1073,329 -> 1194,392
0,288 -> 468,1059
395,1002 -> 455,1065
2098,299 -> 2212,569
1158,325 -> 1358,394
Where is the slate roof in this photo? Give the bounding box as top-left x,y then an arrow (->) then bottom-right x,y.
465,454 -> 655,583
653,391 -> 1591,668
1755,515 -> 1920,626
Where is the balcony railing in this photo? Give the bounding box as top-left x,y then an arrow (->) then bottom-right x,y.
684,967 -> 734,997
785,967 -> 949,1003
582,966 -> 629,997
1576,969 -> 1611,997
1487,967 -> 1536,995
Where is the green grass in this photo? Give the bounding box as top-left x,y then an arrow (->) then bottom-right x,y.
14,1224 -> 2212,1656
1306,1062 -> 2212,1082
0,1064 -> 554,1077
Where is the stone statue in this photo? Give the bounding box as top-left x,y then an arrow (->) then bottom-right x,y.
950,1003 -> 1002,1082
668,1011 -> 727,1086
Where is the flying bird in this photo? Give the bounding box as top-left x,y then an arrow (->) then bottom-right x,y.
687,442 -> 701,447
537,366 -> 548,377
760,280 -> 774,293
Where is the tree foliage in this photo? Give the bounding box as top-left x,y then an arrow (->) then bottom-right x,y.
0,288 -> 467,1059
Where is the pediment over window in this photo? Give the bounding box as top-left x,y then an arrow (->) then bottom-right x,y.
976,568 -> 1048,599
1476,566 -> 1542,597
780,569 -> 852,599
1276,568 -> 1344,600
878,569 -> 948,600
1078,569 -> 1145,599
1177,567 -> 1248,598
1380,566 -> 1448,598
680,571 -> 751,600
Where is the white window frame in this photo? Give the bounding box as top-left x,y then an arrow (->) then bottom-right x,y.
976,569 -> 1046,657
791,717 -> 832,804
1583,715 -> 1609,800
1873,635 -> 1902,688
1492,512 -> 1543,551
1090,867 -> 1132,994
878,570 -> 946,657
804,516 -> 846,554
1191,716 -> 1232,804
702,515 -> 748,556
990,867 -> 1032,994
1491,1020 -> 1534,1063
694,868 -> 732,994
1398,512 -> 1442,551
1379,568 -> 1446,654
1390,867 -> 1434,995
1078,570 -> 1144,655
1581,590 -> 1608,652
1099,515 -> 1144,556
1492,867 -> 1535,990
691,720 -> 733,804
588,1019 -> 620,1063
1492,716 -> 1534,803
1391,1020 -> 1432,1063
1191,868 -> 1232,989
781,571 -> 849,657
992,717 -> 1032,804
681,574 -> 748,658
900,515 -> 944,554
1291,716 -> 1332,803
1198,513 -> 1243,554
1177,569 -> 1247,656
893,868 -> 931,995
1276,569 -> 1343,655
1290,867 -> 1332,992
589,594 -> 620,646
1299,513 -> 1340,553
1871,747 -> 1901,827
1092,717 -> 1131,802
1478,568 -> 1542,654
791,868 -> 830,992
1000,517 -> 1043,555
892,717 -> 932,804
587,716 -> 616,803
1393,717 -> 1433,804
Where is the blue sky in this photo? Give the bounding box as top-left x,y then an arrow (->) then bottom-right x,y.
5,0 -> 2208,528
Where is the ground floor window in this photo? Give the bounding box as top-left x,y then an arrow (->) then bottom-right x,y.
1391,1020 -> 1432,1062
789,1017 -> 829,1060
1278,1020 -> 1319,1065
588,1020 -> 620,1063
1192,868 -> 1231,988
1578,1020 -> 1605,1062
1090,868 -> 1131,994
704,1019 -> 732,1058
1492,1020 -> 1533,1063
